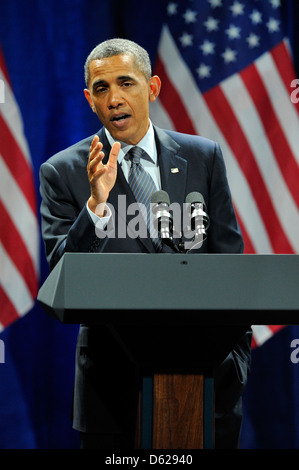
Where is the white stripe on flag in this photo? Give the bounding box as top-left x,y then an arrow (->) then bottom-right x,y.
251,325 -> 276,347
149,99 -> 175,131
0,156 -> 39,271
0,241 -> 34,317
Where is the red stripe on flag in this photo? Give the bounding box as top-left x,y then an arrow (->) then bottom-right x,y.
203,85 -> 294,253
271,41 -> 299,116
155,55 -> 197,135
241,63 -> 299,210
0,285 -> 20,329
0,113 -> 36,213
268,325 -> 285,334
0,200 -> 38,297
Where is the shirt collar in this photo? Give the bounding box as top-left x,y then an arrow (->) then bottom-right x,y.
104,120 -> 157,165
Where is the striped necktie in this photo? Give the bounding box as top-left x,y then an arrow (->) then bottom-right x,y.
127,146 -> 161,250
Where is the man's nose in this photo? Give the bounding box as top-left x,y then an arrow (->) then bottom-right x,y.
108,87 -> 123,109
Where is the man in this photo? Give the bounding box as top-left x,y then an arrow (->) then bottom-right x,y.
40,38 -> 252,449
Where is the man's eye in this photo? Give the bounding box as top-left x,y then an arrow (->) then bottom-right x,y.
122,82 -> 132,87
95,87 -> 107,94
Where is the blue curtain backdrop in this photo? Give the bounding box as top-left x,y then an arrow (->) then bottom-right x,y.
0,0 -> 299,449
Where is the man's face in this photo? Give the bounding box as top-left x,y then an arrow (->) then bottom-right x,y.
84,54 -> 160,145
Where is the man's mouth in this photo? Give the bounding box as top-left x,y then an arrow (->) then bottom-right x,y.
110,113 -> 130,122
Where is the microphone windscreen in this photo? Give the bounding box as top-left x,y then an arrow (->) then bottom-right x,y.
151,190 -> 170,205
185,192 -> 205,205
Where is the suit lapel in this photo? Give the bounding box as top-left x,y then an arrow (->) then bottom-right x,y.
154,127 -> 188,249
154,126 -> 187,208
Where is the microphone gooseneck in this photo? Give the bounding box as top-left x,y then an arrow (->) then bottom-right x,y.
150,190 -> 210,253
184,192 -> 210,251
151,191 -> 179,252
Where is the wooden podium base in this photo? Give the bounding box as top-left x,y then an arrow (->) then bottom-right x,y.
153,374 -> 204,449
136,373 -> 214,449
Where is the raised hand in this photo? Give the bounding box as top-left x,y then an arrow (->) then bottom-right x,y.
87,135 -> 121,216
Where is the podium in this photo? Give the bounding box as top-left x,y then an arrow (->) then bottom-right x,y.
37,253 -> 299,448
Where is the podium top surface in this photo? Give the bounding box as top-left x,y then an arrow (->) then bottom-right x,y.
37,253 -> 299,325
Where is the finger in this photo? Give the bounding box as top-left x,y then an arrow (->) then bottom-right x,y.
108,142 -> 121,167
88,151 -> 105,173
89,137 -> 103,161
88,137 -> 104,172
90,143 -> 103,162
90,134 -> 99,150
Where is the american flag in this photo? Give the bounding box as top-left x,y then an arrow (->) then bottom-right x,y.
150,0 -> 299,346
0,46 -> 39,330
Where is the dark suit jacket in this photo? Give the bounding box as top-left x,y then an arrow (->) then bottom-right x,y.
39,125 -> 251,436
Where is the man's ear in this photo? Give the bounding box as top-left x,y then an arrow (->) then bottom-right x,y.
84,89 -> 96,112
149,75 -> 161,102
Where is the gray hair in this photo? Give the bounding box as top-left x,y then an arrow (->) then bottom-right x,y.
84,38 -> 152,87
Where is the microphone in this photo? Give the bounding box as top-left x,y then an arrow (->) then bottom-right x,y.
151,190 -> 180,252
184,192 -> 210,250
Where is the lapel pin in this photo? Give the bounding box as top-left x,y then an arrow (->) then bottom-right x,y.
171,168 -> 179,173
